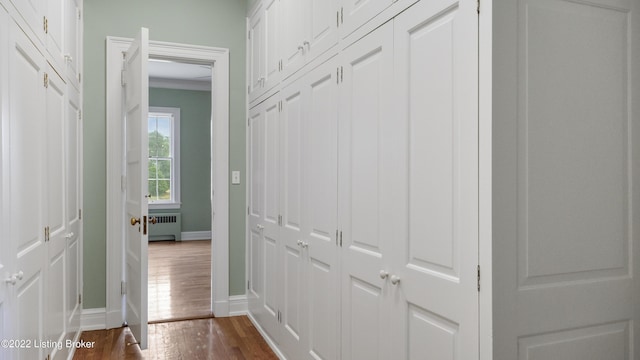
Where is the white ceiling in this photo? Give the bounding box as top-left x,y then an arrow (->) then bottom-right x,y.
148,59 -> 212,90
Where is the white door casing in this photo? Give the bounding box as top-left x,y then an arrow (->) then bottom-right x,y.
0,7 -> 8,360
123,27 -> 149,350
393,0 -> 480,357
8,20 -> 47,360
339,21 -> 394,360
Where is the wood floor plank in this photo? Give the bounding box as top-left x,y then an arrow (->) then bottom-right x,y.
73,317 -> 276,359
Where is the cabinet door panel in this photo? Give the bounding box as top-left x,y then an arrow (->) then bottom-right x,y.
307,0 -> 338,62
339,21 -> 394,360
263,0 -> 280,92
341,0 -> 391,39
9,0 -> 46,44
248,3 -> 265,102
248,103 -> 265,317
392,0 -> 479,358
64,0 -> 81,88
46,0 -> 65,71
303,56 -> 339,360
9,21 -> 47,360
280,0 -> 305,78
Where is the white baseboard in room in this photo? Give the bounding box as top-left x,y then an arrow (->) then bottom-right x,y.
228,295 -> 248,316
81,308 -> 106,331
181,231 -> 212,241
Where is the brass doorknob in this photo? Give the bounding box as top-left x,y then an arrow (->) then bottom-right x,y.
131,217 -> 141,226
149,216 -> 157,224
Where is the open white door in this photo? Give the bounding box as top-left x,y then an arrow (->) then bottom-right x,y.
123,27 -> 149,349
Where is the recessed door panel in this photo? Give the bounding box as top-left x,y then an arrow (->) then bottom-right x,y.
308,0 -> 338,61
282,89 -> 302,231
264,101 -> 280,225
393,0 -> 478,358
264,0 -> 280,92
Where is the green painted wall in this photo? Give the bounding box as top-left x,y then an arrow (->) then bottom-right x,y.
149,88 -> 212,234
83,0 -> 247,308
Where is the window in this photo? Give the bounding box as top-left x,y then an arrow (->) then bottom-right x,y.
148,107 -> 180,209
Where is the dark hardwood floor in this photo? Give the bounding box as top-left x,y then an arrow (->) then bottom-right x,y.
72,316 -> 278,359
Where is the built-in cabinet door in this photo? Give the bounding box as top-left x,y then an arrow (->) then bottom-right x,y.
0,7 -> 8,360
64,0 -> 81,89
340,0 -> 391,39
263,0 -> 280,93
46,0 -> 64,71
280,0 -> 305,78
65,85 -> 81,347
45,63 -> 67,360
9,0 -> 46,44
248,2 -> 265,102
8,20 -> 47,360
306,0 -> 338,62
301,55 -> 339,360
279,79 -> 306,360
248,103 -> 266,318
392,0 -> 480,357
338,21 -> 394,360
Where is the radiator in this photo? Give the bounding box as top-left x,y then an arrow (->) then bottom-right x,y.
149,213 -> 182,241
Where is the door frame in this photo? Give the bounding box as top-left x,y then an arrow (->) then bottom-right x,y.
105,37 -> 230,328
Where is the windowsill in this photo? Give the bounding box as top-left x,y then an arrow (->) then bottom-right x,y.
149,202 -> 181,210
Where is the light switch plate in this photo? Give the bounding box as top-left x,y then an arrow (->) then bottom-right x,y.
232,171 -> 241,185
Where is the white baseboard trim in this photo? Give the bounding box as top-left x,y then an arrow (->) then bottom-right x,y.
81,308 -> 107,331
229,295 -> 248,316
247,312 -> 287,360
181,231 -> 212,241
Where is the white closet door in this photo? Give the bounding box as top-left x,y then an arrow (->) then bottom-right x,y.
392,0 -> 479,358
0,8 -> 8,359
9,0 -> 46,44
248,3 -> 265,102
248,103 -> 266,317
302,56 -> 339,360
64,0 -> 81,88
493,0 -> 637,357
8,21 -> 47,360
340,0 -> 390,39
263,0 -> 280,92
306,0 -> 338,62
339,21 -> 394,360
279,80 -> 306,359
280,0 -> 305,78
46,0 -> 65,71
45,64 -> 67,360
65,85 -> 81,344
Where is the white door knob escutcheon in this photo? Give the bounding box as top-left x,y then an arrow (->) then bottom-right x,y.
390,275 -> 401,285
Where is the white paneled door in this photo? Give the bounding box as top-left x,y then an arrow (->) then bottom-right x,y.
339,21 -> 394,360
0,8 -> 8,360
8,20 -> 47,360
393,0 -> 479,357
124,27 -> 149,350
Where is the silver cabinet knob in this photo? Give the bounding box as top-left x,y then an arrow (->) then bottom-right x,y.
297,240 -> 303,246
390,275 -> 401,285
65,232 -> 75,239
257,224 -> 264,230
298,44 -> 304,52
64,54 -> 73,63
15,271 -> 23,281
379,270 -> 389,279
301,242 -> 308,248
4,275 -> 16,285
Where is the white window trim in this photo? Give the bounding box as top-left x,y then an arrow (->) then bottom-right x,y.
148,106 -> 181,210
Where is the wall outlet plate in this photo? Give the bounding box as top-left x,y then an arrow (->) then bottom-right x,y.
232,171 -> 241,185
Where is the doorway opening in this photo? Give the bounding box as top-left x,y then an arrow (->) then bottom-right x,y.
105,37 -> 230,330
146,59 -> 213,323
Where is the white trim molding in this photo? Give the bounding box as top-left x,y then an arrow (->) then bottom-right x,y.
228,295 -> 248,316
106,36 -> 230,328
81,308 -> 107,331
181,231 -> 212,241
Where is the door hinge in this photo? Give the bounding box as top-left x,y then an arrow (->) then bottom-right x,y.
341,66 -> 343,83
277,310 -> 281,323
339,231 -> 343,247
278,215 -> 283,226
247,206 -> 250,215
477,0 -> 480,13
44,73 -> 49,88
43,16 -> 48,34
336,229 -> 339,246
121,281 -> 127,295
247,117 -> 250,126
341,7 -> 344,24
121,69 -> 126,87
79,209 -> 82,220
248,85 -> 251,94
477,265 -> 481,292
78,72 -> 81,83
78,294 -> 82,304
337,10 -> 340,27
247,280 -> 250,290
44,226 -> 49,242
78,109 -> 82,120
248,30 -> 251,40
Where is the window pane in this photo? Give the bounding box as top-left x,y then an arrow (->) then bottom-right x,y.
149,180 -> 158,201
156,117 -> 171,157
157,180 -> 171,200
148,159 -> 157,179
157,159 -> 171,180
